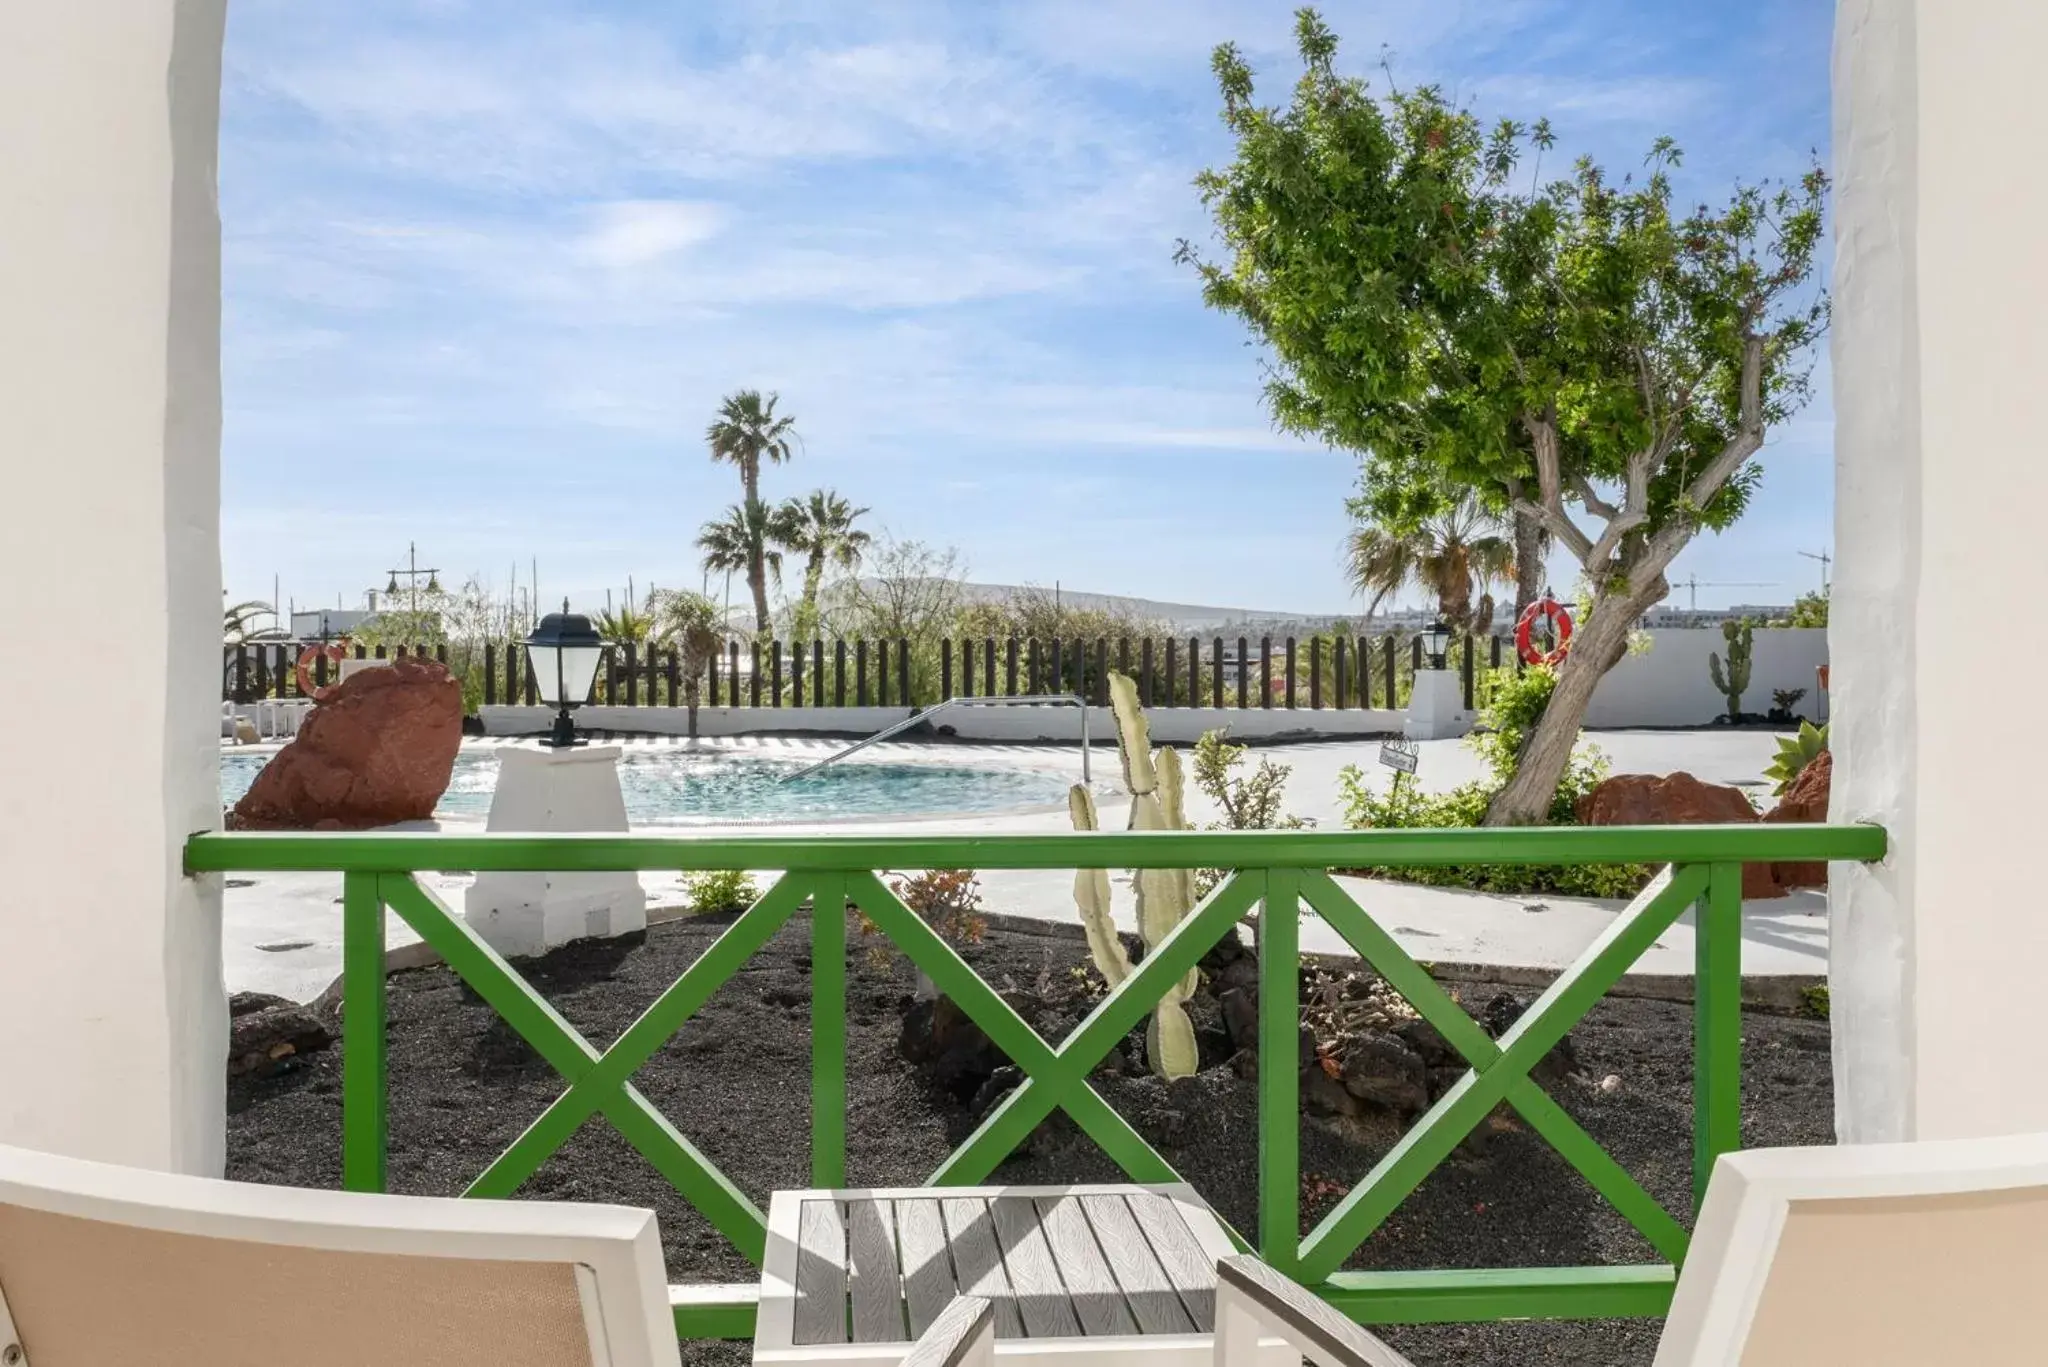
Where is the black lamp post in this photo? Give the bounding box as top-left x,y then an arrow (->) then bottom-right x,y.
1422,618 -> 1451,670
525,600 -> 604,748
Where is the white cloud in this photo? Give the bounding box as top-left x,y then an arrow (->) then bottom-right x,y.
574,201 -> 727,268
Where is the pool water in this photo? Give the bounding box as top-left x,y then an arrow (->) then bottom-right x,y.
219,747 -> 1073,824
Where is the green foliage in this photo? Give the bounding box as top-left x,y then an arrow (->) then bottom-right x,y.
648,588 -> 726,737
1769,687 -> 1808,722
1334,661 -> 1646,896
1191,728 -> 1309,898
883,869 -> 986,947
1345,492 -> 1514,633
1801,983 -> 1830,1020
223,599 -> 274,644
1191,729 -> 1308,832
1708,620 -> 1754,722
1785,589 -> 1829,628
684,868 -> 759,917
1181,9 -> 1829,821
1764,720 -> 1829,796
772,489 -> 871,642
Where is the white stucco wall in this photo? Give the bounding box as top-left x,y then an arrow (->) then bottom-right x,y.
1833,0 -> 2048,1141
0,2 -> 227,1172
1582,629 -> 1829,729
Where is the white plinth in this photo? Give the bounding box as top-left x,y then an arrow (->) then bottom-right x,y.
1404,669 -> 1472,740
464,743 -> 647,958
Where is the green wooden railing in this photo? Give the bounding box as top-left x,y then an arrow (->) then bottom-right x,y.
185,824 -> 1885,1339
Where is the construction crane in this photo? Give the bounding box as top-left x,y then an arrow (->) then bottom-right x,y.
1678,575 -> 1777,610
1798,549 -> 1832,591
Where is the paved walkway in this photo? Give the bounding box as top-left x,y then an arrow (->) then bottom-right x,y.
221,728 -> 1822,1000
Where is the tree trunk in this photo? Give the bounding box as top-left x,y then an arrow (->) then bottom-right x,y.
1482,582 -> 1659,826
796,555 -> 825,639
1513,508 -> 1546,618
747,557 -> 771,637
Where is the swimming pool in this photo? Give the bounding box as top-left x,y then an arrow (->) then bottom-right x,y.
218,746 -> 1074,824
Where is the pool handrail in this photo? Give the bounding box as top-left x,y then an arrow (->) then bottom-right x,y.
779,694 -> 1091,785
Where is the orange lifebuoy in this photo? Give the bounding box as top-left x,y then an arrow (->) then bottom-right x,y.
1515,596 -> 1574,666
296,641 -> 350,700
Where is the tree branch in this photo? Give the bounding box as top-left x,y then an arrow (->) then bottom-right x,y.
1569,475 -> 1620,521
1515,412 -> 1598,564
1680,331 -> 1766,510
1628,331 -> 1768,595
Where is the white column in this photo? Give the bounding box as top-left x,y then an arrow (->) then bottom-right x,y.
0,2 -> 228,1172
1833,0 -> 2048,1141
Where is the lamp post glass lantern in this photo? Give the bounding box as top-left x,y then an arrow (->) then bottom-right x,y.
526,600 -> 604,747
1423,618 -> 1451,670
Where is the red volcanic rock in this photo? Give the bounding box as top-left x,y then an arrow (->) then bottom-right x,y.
1576,771 -> 1780,898
230,658 -> 463,830
1761,750 -> 1833,890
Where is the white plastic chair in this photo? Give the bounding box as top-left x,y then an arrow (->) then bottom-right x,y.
1206,1134 -> 2048,1367
0,1141 -> 680,1366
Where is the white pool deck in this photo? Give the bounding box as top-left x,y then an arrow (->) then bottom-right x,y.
219,728 -> 1827,1001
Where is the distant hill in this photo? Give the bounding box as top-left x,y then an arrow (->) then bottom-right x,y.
852,579 -> 1382,633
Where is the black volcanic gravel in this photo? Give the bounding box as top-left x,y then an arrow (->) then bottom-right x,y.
227,907 -> 1833,1367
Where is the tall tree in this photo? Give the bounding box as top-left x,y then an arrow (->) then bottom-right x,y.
1345,492 -> 1516,635
697,502 -> 785,633
773,488 -> 872,640
1182,11 -> 1827,823
705,389 -> 799,631
705,389 -> 797,508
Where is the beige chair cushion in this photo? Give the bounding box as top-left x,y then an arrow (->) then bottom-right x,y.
0,1202 -> 594,1367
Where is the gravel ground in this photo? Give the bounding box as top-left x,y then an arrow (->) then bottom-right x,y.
227,907 -> 1833,1367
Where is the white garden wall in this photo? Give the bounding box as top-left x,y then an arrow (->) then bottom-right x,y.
1582,628 -> 1829,729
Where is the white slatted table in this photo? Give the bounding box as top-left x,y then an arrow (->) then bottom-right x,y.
756,1185 -> 1293,1367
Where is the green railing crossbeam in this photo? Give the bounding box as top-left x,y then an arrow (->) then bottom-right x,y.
378,875 -> 602,1080
1296,866 -> 1707,1281
601,1083 -> 768,1264
378,874 -> 770,1260
894,871 -> 1263,1188
1303,871 -> 1688,1264
1318,1265 -> 1677,1325
466,875 -> 809,1199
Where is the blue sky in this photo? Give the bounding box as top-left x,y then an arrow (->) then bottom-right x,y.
219,0 -> 1835,621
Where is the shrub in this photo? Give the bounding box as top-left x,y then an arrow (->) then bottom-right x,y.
685,868 -> 759,916
883,868 -> 987,947
1335,663 -> 1649,898
1764,721 -> 1829,795
1191,728 -> 1310,896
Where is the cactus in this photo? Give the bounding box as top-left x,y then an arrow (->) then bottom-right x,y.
1708,619 -> 1753,722
1068,671 -> 1200,1079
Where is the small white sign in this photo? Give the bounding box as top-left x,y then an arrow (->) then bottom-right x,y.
1378,739 -> 1419,775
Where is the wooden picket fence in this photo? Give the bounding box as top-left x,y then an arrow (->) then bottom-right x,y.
223,633 -> 1517,712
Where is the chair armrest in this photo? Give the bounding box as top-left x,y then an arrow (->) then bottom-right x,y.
1214,1257 -> 1419,1367
901,1296 -> 994,1367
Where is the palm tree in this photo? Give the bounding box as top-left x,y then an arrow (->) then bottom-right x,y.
1345,494 -> 1517,635
223,598 -> 274,644
593,605 -> 652,643
705,391 -> 798,629
648,588 -> 726,740
697,502 -> 784,632
705,389 -> 798,508
772,489 -> 872,640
